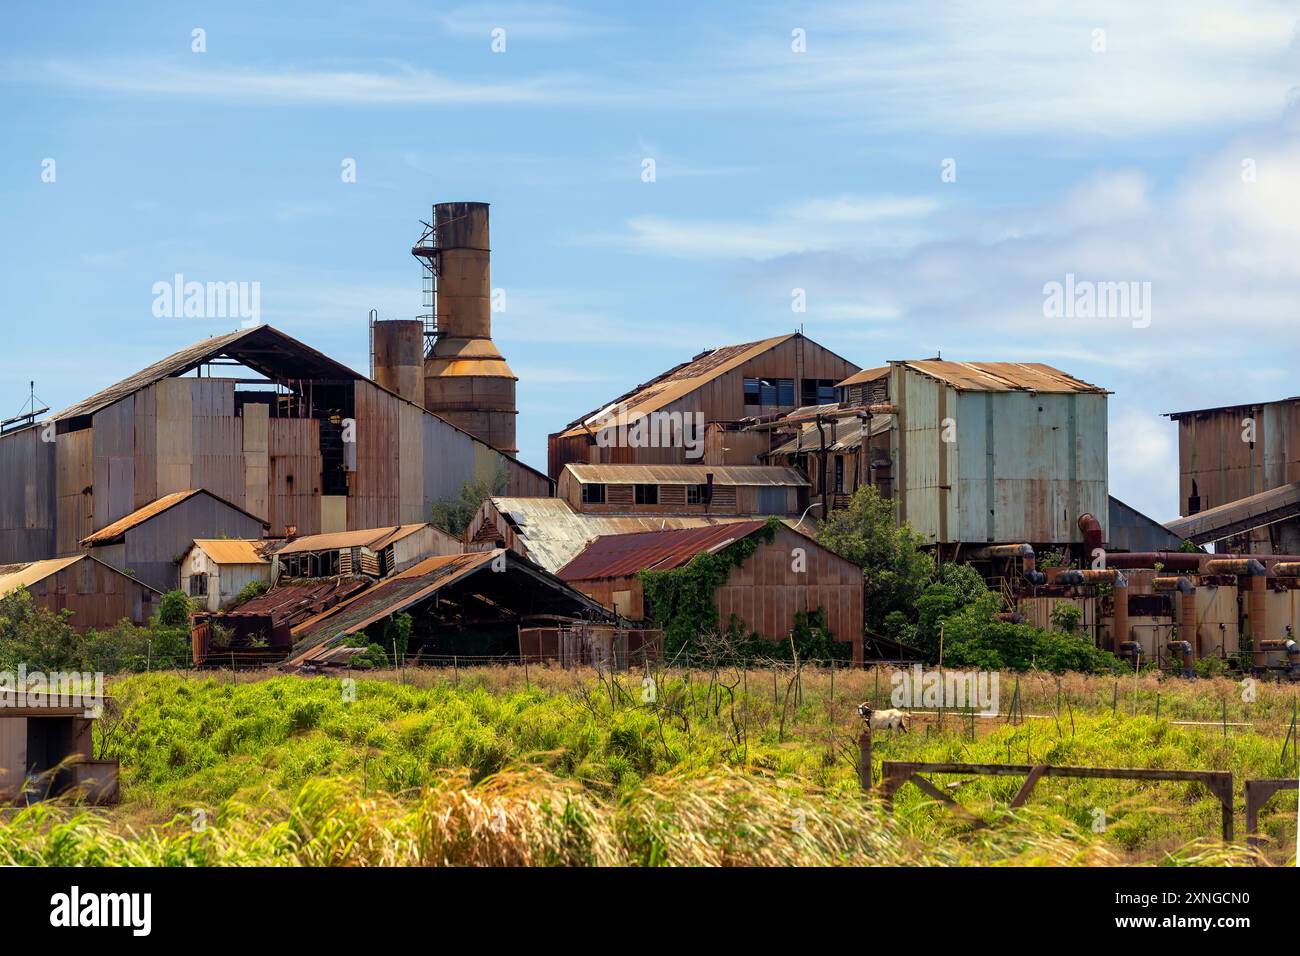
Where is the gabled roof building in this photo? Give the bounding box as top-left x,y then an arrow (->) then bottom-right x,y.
548,332 -> 858,478
0,324 -> 551,568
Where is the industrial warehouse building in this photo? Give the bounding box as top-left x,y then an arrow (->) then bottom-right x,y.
1165,396 -> 1300,554
0,323 -> 550,571
548,332 -> 859,479
556,520 -> 864,663
556,463 -> 810,517
466,496 -> 763,574
0,554 -> 161,632
267,523 -> 461,578
80,489 -> 268,595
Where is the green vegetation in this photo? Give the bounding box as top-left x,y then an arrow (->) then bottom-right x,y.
815,491 -> 1115,672
430,466 -> 508,537
815,486 -> 933,633
0,666 -> 1290,866
0,588 -> 192,673
232,580 -> 269,607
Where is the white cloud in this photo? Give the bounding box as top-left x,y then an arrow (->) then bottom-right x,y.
701,0 -> 1300,135
27,59 -> 592,106
616,194 -> 941,259
1108,404 -> 1180,523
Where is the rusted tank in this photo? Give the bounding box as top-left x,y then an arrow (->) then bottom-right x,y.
372,319 -> 424,405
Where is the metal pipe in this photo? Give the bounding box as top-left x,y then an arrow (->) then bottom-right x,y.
1152,575 -> 1196,594
1204,558 -> 1267,577
1112,578 -> 1129,652
1179,591 -> 1199,658
1272,561 -> 1300,577
1249,573 -> 1268,669
1077,512 -> 1103,561
1104,552 -> 1203,570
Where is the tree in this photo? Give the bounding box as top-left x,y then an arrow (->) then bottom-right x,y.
431,466 -> 508,537
814,485 -> 933,633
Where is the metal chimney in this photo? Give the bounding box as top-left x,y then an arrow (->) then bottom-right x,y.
414,201 -> 518,455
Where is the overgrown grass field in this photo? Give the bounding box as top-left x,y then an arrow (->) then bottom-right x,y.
1,666 -> 1295,866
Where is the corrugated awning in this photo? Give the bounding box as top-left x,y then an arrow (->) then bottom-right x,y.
1164,482 -> 1300,544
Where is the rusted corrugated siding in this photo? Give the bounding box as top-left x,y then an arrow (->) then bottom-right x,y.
12,554 -> 160,631
565,525 -> 863,662
896,362 -> 1108,545
548,334 -> 859,478
1172,399 -> 1300,521
55,428 -> 94,555
114,492 -> 267,594
0,425 -> 56,563
558,522 -> 768,580
269,418 -> 322,536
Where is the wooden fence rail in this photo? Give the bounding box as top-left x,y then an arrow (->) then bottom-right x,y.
875,760 -> 1235,841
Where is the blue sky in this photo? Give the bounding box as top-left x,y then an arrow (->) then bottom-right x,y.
3,1 -> 1300,522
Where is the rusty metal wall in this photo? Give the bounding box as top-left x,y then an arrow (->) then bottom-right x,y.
23,556 -> 159,631
894,362 -> 1107,546
547,336 -> 857,478
113,493 -> 265,594
1176,400 -> 1300,516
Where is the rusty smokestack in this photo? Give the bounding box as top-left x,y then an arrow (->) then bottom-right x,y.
417,201 -> 518,455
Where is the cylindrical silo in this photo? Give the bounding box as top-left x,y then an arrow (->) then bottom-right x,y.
372,319 -> 424,405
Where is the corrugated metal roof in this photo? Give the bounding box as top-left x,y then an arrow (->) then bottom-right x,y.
557,520 -> 769,581
81,489 -> 268,546
52,325 -> 363,423
766,413 -> 893,458
555,334 -> 797,439
193,539 -> 268,565
837,365 -> 890,388
215,577 -> 371,628
565,464 -> 809,486
1164,396 -> 1300,420
272,524 -> 432,556
894,361 -> 1107,394
290,550 -> 612,652
0,555 -> 87,595
1164,482 -> 1300,543
81,490 -> 201,545
484,497 -> 764,573
292,552 -> 496,645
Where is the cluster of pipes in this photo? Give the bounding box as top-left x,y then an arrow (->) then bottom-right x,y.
988,515 -> 1300,680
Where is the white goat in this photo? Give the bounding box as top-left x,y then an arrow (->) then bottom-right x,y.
857,703 -> 910,733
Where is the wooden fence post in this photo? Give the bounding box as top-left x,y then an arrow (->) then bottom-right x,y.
858,727 -> 873,792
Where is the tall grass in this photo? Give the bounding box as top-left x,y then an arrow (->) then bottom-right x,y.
12,668 -> 1292,866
